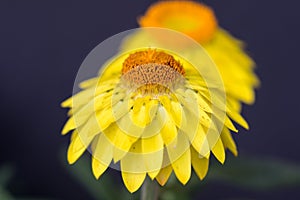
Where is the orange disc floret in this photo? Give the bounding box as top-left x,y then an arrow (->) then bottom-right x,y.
138,1 -> 217,44
122,49 -> 185,75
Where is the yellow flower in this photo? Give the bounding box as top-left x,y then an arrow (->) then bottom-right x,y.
61,47 -> 248,193
117,0 -> 259,189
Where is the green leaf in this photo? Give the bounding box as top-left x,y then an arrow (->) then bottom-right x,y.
207,155 -> 300,190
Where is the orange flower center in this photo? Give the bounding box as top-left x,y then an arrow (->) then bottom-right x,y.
121,49 -> 184,95
122,49 -> 184,75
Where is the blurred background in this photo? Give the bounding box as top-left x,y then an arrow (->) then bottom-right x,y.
0,0 -> 300,199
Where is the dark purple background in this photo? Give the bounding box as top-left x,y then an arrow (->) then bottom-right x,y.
0,0 -> 299,199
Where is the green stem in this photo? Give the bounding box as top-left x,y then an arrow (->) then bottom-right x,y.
141,178 -> 160,200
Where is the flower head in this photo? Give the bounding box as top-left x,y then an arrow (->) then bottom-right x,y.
61,0 -> 259,193
116,0 -> 259,191
62,46 -> 248,192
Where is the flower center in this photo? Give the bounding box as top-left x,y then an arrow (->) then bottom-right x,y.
121,49 -> 184,95
122,49 -> 184,75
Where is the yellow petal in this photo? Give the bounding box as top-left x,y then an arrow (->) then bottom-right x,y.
142,134 -> 164,178
78,113 -> 101,141
92,156 -> 108,179
227,97 -> 242,113
121,140 -> 147,193
62,78 -> 118,111
61,96 -> 73,108
122,172 -> 146,193
147,170 -> 160,180
145,98 -> 159,121
96,107 -> 115,131
62,117 -> 76,135
171,148 -> 191,185
176,89 -> 199,119
158,96 -> 171,111
120,140 -> 145,173
221,128 -> 238,156
170,101 -> 184,128
113,147 -> 128,163
130,98 -> 149,127
190,125 -> 210,158
94,79 -> 120,96
226,83 -> 255,104
176,91 -> 199,137
103,123 -> 138,162
167,132 -> 191,185
191,147 -> 209,180
156,165 -> 173,186
67,130 -> 86,164
117,111 -> 144,138
91,134 -> 113,169
112,99 -> 132,121
195,92 -> 212,113
196,88 -> 227,112
211,138 -> 225,164
199,110 -> 212,129
61,86 -> 96,108
160,113 -> 177,145
79,77 -> 98,89
223,115 -> 238,132
142,105 -> 166,138
227,108 -> 249,130
63,91 -> 118,136
130,96 -> 158,127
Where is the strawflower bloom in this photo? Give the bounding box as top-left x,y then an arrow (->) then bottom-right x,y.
117,0 -> 259,190
61,45 -> 248,192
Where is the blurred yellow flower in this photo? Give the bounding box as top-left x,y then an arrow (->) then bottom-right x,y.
139,0 -> 217,44
61,48 -> 248,193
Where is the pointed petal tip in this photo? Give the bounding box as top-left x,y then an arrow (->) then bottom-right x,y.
92,157 -> 108,180
61,98 -> 72,108
233,148 -> 239,157
61,129 -> 69,135
232,128 -> 239,133
215,153 -> 226,164
156,178 -> 167,186
147,170 -> 160,180
61,126 -> 69,135
228,146 -> 238,157
155,165 -> 172,186
67,155 -> 77,165
122,172 -> 146,193
67,147 -> 76,164
219,158 -> 225,165
180,178 -> 190,185
60,102 -> 67,108
245,123 -> 250,130
61,117 -> 76,135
